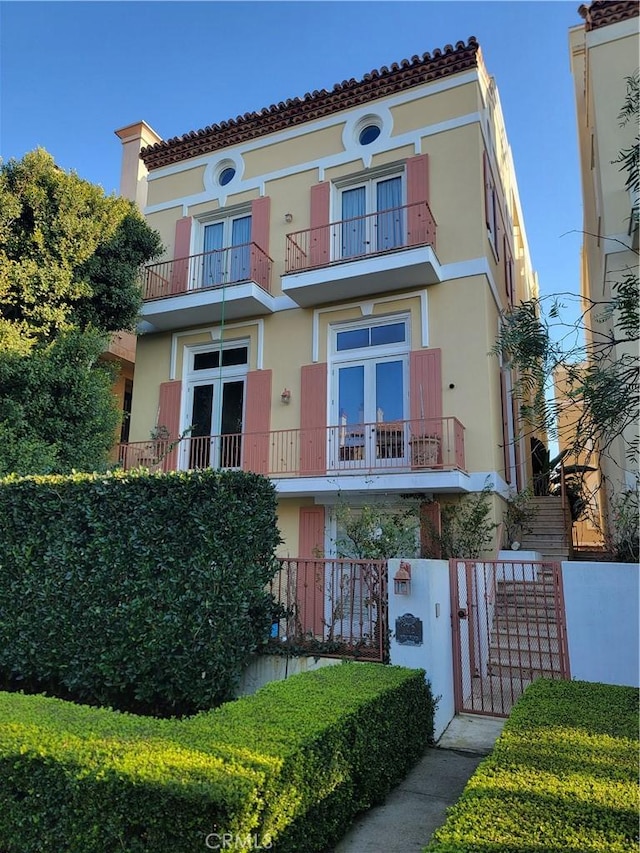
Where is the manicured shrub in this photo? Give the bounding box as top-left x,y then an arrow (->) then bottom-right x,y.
424,679 -> 639,853
0,468 -> 281,715
0,663 -> 434,852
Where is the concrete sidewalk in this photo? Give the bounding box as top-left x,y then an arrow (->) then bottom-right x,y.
332,715 -> 505,853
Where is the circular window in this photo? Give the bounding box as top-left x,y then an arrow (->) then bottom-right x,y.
359,124 -> 381,146
219,167 -> 236,186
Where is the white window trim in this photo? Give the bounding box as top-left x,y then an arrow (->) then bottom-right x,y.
328,314 -> 411,452
180,338 -> 251,471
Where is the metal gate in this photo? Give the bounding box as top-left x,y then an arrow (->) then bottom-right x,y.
450,559 -> 571,717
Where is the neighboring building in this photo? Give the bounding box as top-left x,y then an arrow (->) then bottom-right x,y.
568,1 -> 639,541
116,36 -> 539,559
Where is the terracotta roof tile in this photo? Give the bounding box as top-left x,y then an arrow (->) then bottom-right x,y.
140,37 -> 480,171
578,0 -> 639,31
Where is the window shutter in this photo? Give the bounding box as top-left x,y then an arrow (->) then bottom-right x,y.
410,349 -> 443,467
157,380 -> 182,471
296,506 -> 325,637
406,154 -> 431,247
420,501 -> 442,559
310,183 -> 330,267
250,196 -> 271,290
171,217 -> 192,294
500,369 -> 512,484
300,363 -> 327,475
243,369 -> 272,475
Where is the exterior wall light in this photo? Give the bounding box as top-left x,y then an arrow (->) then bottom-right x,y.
284,213 -> 293,223
393,560 -> 412,596
281,388 -> 291,403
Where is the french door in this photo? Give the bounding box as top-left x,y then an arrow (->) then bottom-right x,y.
201,214 -> 251,287
184,379 -> 244,469
333,356 -> 407,468
340,174 -> 404,259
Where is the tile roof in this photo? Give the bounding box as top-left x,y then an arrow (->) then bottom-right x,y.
578,0 -> 639,31
140,37 -> 480,171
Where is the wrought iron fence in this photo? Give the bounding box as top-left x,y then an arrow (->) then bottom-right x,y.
269,558 -> 388,662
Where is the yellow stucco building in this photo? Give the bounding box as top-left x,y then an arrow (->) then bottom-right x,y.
116,36 -> 540,559
567,0 -> 639,545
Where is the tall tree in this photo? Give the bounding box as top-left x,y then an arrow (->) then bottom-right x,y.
0,149 -> 162,474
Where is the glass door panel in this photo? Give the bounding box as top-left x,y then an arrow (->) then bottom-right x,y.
220,381 -> 244,468
375,360 -> 406,461
341,186 -> 366,259
338,365 -> 365,464
190,384 -> 213,468
187,379 -> 245,470
202,222 -> 224,287
230,215 -> 251,282
376,176 -> 403,251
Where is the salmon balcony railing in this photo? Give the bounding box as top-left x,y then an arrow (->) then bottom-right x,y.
269,558 -> 388,662
116,417 -> 465,477
142,242 -> 272,300
285,200 -> 437,274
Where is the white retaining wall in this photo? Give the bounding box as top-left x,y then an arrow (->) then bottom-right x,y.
235,654 -> 341,697
387,559 -> 455,740
562,561 -> 639,687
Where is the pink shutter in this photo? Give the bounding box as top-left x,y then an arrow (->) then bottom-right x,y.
250,196 -> 271,290
406,154 -> 431,247
310,183 -> 330,267
157,380 -> 182,471
242,369 -> 272,475
300,363 -> 327,475
170,217 -> 192,294
410,349 -> 443,469
297,506 -> 325,637
420,501 -> 442,559
500,370 -> 512,484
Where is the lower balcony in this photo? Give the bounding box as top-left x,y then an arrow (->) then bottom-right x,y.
117,417 -> 465,480
138,243 -> 276,332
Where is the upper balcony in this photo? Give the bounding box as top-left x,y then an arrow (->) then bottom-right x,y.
138,243 -> 276,332
282,201 -> 441,307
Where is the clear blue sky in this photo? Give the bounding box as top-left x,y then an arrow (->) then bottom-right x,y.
0,1 -> 583,303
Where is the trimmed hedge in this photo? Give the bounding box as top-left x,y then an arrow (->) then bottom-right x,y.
0,469 -> 280,715
0,663 -> 434,852
425,679 -> 639,853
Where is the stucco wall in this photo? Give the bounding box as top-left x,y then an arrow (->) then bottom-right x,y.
562,561 -> 639,687
388,558 -> 455,740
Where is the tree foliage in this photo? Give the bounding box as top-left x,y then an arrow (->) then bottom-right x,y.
0,149 -> 162,474
0,149 -> 162,346
0,328 -> 119,476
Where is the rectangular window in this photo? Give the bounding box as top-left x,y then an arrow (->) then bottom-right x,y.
336,321 -> 406,352
193,346 -> 248,370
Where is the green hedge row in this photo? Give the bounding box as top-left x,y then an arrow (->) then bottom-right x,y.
0,469 -> 281,715
0,663 -> 434,852
425,679 -> 639,853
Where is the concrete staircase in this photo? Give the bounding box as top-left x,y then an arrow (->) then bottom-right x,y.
489,573 -> 562,679
518,496 -> 571,562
